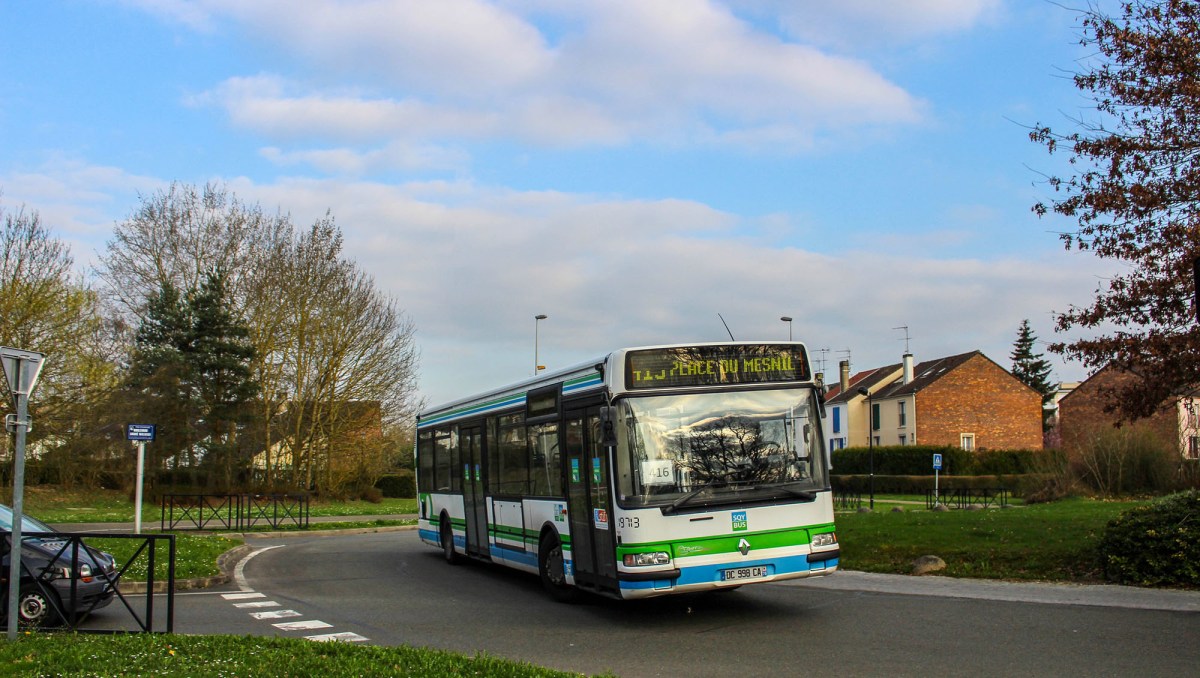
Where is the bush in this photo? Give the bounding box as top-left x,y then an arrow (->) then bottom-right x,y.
1076,427 -> 1180,496
375,470 -> 416,498
1097,490 -> 1200,587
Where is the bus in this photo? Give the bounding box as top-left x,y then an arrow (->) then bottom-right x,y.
415,342 -> 839,601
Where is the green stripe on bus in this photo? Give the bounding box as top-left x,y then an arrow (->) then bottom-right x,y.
616,524 -> 834,558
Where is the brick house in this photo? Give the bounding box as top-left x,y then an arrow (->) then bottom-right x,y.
823,351 -> 1043,451
1057,365 -> 1200,460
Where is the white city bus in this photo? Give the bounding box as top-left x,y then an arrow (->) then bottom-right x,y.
416,342 -> 839,601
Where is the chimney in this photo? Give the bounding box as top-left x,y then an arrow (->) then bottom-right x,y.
839,360 -> 850,393
903,353 -> 914,385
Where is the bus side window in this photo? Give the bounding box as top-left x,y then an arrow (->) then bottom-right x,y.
500,420 -> 528,495
530,422 -> 560,496
433,429 -> 453,491
417,431 -> 434,493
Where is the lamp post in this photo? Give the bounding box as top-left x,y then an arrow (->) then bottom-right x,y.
856,386 -> 875,510
534,314 -> 547,375
780,316 -> 793,341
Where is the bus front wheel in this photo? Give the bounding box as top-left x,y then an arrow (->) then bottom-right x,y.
538,534 -> 578,603
440,516 -> 460,565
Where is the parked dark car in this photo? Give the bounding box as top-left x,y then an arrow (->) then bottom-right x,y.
0,504 -> 117,627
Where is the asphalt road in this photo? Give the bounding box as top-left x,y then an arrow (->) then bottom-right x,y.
82,529 -> 1200,677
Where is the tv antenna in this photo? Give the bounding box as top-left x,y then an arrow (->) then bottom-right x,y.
814,347 -> 831,375
893,325 -> 911,354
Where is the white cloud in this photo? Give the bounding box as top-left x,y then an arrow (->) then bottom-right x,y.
175,0 -> 924,154
6,160 -> 1108,403
731,0 -> 1004,49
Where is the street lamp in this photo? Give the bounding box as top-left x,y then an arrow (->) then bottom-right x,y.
856,386 -> 875,511
534,314 -> 548,375
780,316 -> 793,341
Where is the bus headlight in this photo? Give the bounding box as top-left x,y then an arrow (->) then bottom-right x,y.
811,532 -> 837,548
623,552 -> 671,567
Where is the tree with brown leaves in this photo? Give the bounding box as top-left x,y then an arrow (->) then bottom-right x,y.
1032,0 -> 1200,420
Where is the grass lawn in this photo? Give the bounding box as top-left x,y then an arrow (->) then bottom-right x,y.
836,497 -> 1144,582
0,633 -> 600,677
14,486 -> 416,524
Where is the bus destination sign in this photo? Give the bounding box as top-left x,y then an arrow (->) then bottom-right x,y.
625,345 -> 810,390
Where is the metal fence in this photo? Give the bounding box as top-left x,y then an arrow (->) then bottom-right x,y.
161,493 -> 310,531
834,491 -> 862,510
925,487 -> 1009,510
2,531 -> 175,633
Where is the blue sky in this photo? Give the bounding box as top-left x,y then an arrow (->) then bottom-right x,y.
2,1 -> 1114,406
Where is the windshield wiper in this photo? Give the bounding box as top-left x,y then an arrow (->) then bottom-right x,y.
661,488 -> 708,515
756,483 -> 817,502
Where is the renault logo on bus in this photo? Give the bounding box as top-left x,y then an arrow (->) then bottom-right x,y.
738,538 -> 751,556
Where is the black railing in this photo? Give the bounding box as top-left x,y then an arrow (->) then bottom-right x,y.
834,491 -> 862,510
925,487 -> 1009,510
161,493 -> 309,531
2,531 -> 175,633
240,493 -> 309,530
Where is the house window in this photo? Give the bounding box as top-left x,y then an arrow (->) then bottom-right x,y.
871,403 -> 880,431
898,401 -> 907,427
899,434 -> 907,445
1189,436 -> 1200,460
961,433 -> 975,451
873,436 -> 881,446
832,407 -> 841,434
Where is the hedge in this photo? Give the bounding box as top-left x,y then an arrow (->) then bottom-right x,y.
831,446 -> 1044,476
375,470 -> 416,498
831,473 -> 1050,497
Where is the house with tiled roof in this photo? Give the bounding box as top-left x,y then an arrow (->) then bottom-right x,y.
823,350 -> 1043,451
1057,365 -> 1200,460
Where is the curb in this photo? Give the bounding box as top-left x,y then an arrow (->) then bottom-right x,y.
116,525 -> 418,593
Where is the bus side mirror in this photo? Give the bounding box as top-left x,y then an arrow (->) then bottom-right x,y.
599,406 -> 618,447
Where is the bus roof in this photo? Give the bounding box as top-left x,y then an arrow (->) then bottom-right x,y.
417,341 -> 812,428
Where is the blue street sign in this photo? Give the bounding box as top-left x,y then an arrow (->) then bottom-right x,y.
933,453 -> 943,470
126,424 -> 156,442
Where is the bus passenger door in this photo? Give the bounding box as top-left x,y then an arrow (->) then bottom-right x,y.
564,409 -> 618,591
460,425 -> 489,558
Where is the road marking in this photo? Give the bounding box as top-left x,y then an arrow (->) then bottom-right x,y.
235,545 -> 284,591
250,609 -> 302,620
234,601 -> 280,608
274,620 -> 334,631
222,592 -> 266,600
305,632 -> 368,643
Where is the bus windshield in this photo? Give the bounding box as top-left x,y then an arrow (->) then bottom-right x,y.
614,388 -> 829,510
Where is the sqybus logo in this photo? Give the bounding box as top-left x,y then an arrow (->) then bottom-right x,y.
732,511 -> 748,531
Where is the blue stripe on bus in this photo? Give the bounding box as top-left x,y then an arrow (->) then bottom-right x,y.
617,554 -> 836,591
490,543 -> 539,569
420,394 -> 526,427
563,374 -> 602,394
418,372 -> 604,429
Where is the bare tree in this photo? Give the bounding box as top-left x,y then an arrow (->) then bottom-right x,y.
0,198 -> 119,489
102,185 -> 421,494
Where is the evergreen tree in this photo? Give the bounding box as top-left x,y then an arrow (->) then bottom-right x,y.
127,281 -> 198,478
126,272 -> 260,490
189,267 -> 259,489
1010,319 -> 1054,403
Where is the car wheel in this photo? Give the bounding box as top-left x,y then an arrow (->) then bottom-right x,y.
17,584 -> 62,628
538,533 -> 578,603
440,516 -> 460,565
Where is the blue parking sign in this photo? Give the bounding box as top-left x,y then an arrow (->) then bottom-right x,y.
126,424 -> 156,442
933,453 -> 943,470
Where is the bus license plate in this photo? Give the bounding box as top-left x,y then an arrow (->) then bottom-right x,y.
721,565 -> 767,582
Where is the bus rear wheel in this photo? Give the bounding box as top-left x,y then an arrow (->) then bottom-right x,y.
538,534 -> 578,603
440,516 -> 460,565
